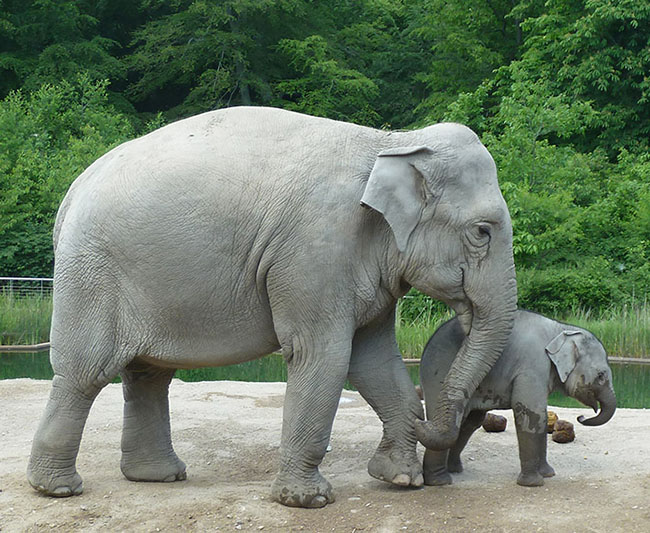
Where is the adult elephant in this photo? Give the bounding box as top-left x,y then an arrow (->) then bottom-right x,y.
28,106 -> 517,508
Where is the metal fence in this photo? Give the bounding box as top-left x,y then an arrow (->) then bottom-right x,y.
0,277 -> 53,298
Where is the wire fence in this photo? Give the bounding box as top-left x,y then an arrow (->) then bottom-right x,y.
0,277 -> 53,298
0,277 -> 648,368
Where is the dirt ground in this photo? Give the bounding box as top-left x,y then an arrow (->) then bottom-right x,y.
1,378 -> 649,533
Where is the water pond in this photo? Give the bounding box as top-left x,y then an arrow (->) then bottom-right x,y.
1,353 -> 648,408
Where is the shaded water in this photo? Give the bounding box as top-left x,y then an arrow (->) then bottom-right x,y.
1,353 -> 648,408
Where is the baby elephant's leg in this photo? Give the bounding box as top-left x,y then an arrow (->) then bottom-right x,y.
512,378 -> 551,486
514,429 -> 548,486
447,410 -> 486,473
538,420 -> 555,478
423,448 -> 452,486
513,404 -> 549,486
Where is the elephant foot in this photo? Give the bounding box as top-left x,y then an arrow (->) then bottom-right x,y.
422,448 -> 452,486
368,450 -> 424,487
539,462 -> 556,478
271,470 -> 334,508
517,471 -> 544,487
28,461 -> 83,498
121,452 -> 187,482
423,469 -> 452,486
447,457 -> 463,473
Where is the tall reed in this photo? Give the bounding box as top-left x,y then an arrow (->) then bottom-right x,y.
395,297 -> 453,359
1,294 -> 648,358
560,300 -> 649,358
0,294 -> 52,345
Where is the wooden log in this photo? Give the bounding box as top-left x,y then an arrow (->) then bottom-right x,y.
403,356 -> 650,366
0,342 -> 50,353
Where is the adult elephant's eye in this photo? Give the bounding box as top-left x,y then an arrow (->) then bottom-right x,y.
464,223 -> 491,254
477,223 -> 491,240
470,223 -> 491,247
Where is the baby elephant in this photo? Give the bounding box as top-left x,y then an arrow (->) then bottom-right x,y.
415,310 -> 616,487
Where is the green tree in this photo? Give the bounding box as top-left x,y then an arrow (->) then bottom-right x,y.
0,76 -> 135,276
0,0 -> 127,97
126,0 -> 306,118
408,0 -> 532,123
521,0 -> 650,154
442,1 -> 650,311
273,34 -> 381,125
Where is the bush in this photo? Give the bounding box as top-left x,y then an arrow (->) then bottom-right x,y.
0,75 -> 135,276
517,259 -> 628,315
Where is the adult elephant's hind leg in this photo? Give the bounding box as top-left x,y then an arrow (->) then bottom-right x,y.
348,309 -> 424,488
120,360 -> 186,482
28,371 -> 103,497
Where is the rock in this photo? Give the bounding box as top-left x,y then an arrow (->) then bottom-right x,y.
482,413 -> 506,432
552,420 -> 575,443
547,411 -> 559,433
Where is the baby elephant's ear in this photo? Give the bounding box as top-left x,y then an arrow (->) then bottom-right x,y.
545,330 -> 582,382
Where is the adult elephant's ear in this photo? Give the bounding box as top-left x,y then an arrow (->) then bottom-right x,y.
360,146 -> 433,252
545,331 -> 582,382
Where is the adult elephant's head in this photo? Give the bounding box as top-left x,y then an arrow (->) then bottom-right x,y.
361,123 -> 517,450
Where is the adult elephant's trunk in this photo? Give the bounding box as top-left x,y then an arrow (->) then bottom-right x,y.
577,385 -> 616,426
415,264 -> 517,451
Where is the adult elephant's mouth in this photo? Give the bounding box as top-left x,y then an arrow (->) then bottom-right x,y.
449,298 -> 473,336
446,267 -> 474,336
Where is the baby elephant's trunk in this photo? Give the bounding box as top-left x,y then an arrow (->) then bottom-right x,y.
577,385 -> 616,426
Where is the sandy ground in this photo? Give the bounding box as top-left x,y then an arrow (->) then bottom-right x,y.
0,378 -> 649,533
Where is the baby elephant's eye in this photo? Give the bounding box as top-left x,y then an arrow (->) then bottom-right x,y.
596,371 -> 607,384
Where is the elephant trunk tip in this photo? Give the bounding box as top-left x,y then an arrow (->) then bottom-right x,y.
414,418 -> 458,451
577,392 -> 617,427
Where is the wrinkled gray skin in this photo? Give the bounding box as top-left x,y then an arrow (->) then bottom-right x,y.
27,106 -> 517,507
417,310 -> 616,487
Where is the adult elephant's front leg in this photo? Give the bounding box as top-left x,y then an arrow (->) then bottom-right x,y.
271,334 -> 352,508
347,309 -> 424,487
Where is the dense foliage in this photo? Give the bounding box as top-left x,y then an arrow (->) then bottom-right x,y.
1,0 -> 648,314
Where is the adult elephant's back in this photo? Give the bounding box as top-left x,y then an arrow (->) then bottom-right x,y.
51,107 -> 382,367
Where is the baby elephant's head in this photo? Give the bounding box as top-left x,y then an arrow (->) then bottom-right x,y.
545,330 -> 616,426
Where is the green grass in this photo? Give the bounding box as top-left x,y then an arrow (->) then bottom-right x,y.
558,301 -> 649,358
395,316 -> 449,359
1,294 -> 648,358
395,297 -> 454,359
2,294 -> 650,407
0,294 -> 52,345
394,299 -> 650,359
175,356 -> 288,383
